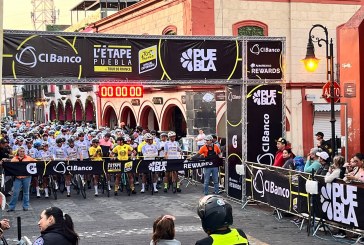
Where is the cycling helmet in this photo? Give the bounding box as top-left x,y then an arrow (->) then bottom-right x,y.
25,138 -> 33,143
16,136 -> 24,142
168,131 -> 176,138
150,130 -> 157,135
61,137 -> 66,143
197,195 -> 233,233
78,132 -> 85,137
48,130 -> 55,135
116,137 -> 124,142
144,133 -> 153,140
33,140 -> 42,148
205,135 -> 213,141
67,138 -> 75,144
124,136 -> 131,142
92,138 -> 99,144
56,138 -> 63,144
42,142 -> 49,147
160,132 -> 168,137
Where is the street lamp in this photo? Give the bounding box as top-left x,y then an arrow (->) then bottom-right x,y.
302,24 -> 336,160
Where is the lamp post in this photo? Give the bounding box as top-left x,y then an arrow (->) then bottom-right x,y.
302,24 -> 336,160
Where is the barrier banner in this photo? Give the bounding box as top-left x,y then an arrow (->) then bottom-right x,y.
226,85 -> 243,200
3,158 -> 223,176
315,176 -> 364,229
3,32 -> 242,81
247,85 -> 282,165
246,162 -> 309,214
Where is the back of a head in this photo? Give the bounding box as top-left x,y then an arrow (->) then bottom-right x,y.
152,215 -> 176,244
197,195 -> 233,233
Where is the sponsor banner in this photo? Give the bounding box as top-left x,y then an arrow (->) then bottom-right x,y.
246,40 -> 283,80
3,160 -> 104,176
3,158 -> 223,175
3,33 -> 242,81
226,85 -> 243,200
247,85 -> 282,165
315,176 -> 364,229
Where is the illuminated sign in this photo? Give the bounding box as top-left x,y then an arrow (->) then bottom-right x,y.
99,85 -> 143,98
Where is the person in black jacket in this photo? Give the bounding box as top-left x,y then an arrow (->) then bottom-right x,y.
34,207 -> 79,245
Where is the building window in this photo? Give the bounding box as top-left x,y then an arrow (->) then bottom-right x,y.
162,25 -> 177,35
232,20 -> 268,36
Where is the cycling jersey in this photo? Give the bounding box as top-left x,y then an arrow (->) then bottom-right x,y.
112,144 -> 133,161
52,146 -> 67,160
89,146 -> 103,161
39,149 -> 53,161
158,140 -> 167,157
64,145 -> 79,160
76,140 -> 90,159
141,144 -> 158,160
25,147 -> 38,159
164,141 -> 181,159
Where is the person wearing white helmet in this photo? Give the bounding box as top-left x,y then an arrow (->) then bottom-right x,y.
164,131 -> 182,193
141,133 -> 159,193
12,136 -> 24,154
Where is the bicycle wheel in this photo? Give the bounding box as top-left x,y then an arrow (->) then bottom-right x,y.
78,175 -> 86,199
49,176 -> 57,200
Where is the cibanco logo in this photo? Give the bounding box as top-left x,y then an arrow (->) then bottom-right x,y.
250,44 -> 281,56
15,46 -> 37,68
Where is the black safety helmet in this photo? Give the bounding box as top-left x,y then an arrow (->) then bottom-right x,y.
55,138 -> 63,144
197,195 -> 233,233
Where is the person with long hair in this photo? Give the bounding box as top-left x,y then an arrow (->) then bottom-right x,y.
34,207 -> 79,245
150,215 -> 181,245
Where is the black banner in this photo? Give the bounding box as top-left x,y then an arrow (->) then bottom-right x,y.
246,40 -> 283,80
3,158 -> 223,176
246,162 -> 364,230
3,32 -> 242,81
247,85 -> 282,165
226,85 -> 243,200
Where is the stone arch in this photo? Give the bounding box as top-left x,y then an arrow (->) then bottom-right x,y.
160,99 -> 186,137
139,101 -> 159,131
65,99 -> 73,122
57,100 -> 65,122
162,25 -> 177,35
119,102 -> 137,129
49,101 -> 57,122
232,20 -> 268,36
103,104 -> 118,128
85,96 -> 96,123
74,99 -> 84,122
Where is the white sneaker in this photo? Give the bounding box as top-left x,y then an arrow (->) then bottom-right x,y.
55,182 -> 59,190
154,188 -> 158,193
140,188 -> 145,193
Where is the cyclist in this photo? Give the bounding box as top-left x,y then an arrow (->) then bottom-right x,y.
64,138 -> 82,197
12,136 -> 24,154
141,133 -> 159,193
76,132 -> 91,188
52,138 -> 67,160
89,138 -> 103,196
111,137 -> 136,195
164,131 -> 182,193
24,138 -> 37,159
47,130 -> 56,149
35,142 -> 53,198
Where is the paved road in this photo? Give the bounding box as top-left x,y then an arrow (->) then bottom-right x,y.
0,182 -> 352,245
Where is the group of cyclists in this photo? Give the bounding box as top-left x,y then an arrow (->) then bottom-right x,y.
0,120 -> 189,198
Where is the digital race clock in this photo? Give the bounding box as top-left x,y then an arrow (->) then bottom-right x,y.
99,85 -> 143,98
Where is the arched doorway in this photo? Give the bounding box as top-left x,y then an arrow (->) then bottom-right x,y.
74,100 -> 83,122
65,100 -> 73,122
57,100 -> 65,122
103,106 -> 118,128
161,105 -> 186,137
85,97 -> 96,123
120,106 -> 137,130
49,101 -> 57,122
140,106 -> 159,131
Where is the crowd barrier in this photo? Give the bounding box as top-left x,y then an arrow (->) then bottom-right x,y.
245,162 -> 364,232
2,158 -> 223,176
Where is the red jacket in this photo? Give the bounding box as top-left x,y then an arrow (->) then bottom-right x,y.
273,147 -> 291,167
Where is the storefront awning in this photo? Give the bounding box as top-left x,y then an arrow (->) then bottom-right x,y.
314,104 -> 341,112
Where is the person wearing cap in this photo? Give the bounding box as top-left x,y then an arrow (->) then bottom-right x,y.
316,151 -> 330,176
315,131 -> 332,155
196,195 -> 248,245
273,137 -> 290,167
120,121 -> 130,135
304,148 -> 322,173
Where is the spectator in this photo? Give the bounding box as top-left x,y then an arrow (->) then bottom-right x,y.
195,129 -> 206,150
282,148 -> 294,169
196,195 -> 249,245
150,215 -> 181,245
7,146 -> 35,212
304,148 -> 321,173
293,156 -> 305,172
315,151 -> 330,176
34,206 -> 79,245
345,153 -> 364,183
273,137 -> 290,167
325,156 -> 345,183
315,131 -> 332,156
